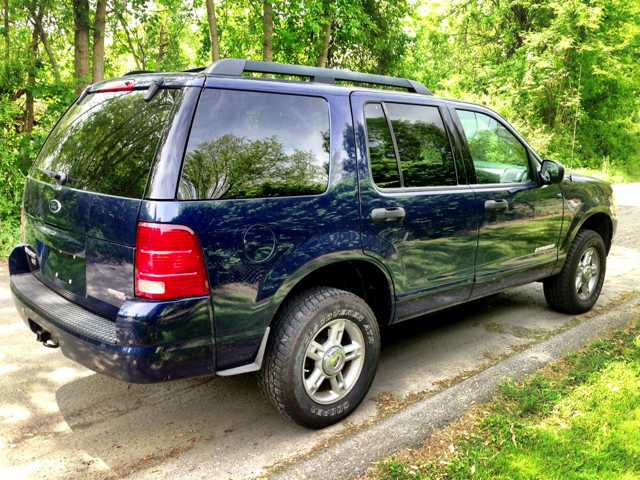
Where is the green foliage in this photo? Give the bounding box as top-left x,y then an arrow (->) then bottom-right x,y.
0,217 -> 20,258
1,0 -> 638,259
407,0 -> 640,179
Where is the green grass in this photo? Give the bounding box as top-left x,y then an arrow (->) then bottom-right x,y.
377,320 -> 640,479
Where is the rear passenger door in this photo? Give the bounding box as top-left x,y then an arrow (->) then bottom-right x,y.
450,106 -> 564,298
351,92 -> 478,322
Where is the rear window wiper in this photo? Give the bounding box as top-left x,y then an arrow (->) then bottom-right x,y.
36,168 -> 68,186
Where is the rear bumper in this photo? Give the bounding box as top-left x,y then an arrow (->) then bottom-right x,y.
9,245 -> 215,383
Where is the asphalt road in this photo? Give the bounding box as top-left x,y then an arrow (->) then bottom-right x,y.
1,184 -> 638,479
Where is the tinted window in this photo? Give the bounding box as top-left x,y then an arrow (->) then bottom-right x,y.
364,103 -> 401,188
32,89 -> 182,198
457,109 -> 531,184
179,90 -> 329,200
385,103 -> 456,188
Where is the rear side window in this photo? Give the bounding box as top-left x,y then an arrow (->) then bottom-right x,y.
364,104 -> 401,188
364,102 -> 456,189
32,89 -> 183,198
178,90 -> 330,200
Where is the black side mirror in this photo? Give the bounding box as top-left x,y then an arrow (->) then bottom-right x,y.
539,160 -> 565,185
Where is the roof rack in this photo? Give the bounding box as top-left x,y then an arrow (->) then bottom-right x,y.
182,66 -> 207,73
203,58 -> 432,95
123,69 -> 157,76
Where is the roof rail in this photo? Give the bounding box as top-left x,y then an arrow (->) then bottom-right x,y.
203,58 -> 432,95
123,69 -> 157,76
182,66 -> 207,73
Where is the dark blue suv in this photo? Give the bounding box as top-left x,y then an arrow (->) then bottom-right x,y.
9,59 -> 617,427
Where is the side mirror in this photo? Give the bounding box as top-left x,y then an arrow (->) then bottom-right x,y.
539,160 -> 565,185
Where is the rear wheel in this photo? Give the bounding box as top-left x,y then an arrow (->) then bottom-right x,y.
258,287 -> 380,428
544,229 -> 606,314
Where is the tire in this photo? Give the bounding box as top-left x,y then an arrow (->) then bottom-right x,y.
257,286 -> 380,428
543,229 -> 606,314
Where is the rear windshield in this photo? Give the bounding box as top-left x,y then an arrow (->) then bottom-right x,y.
32,88 -> 183,198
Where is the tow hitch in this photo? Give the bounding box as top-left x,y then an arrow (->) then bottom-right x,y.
35,329 -> 60,348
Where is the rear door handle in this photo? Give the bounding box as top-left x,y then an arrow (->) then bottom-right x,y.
371,207 -> 406,223
484,199 -> 509,212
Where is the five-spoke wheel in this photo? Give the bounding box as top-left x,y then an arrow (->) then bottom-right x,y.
303,318 -> 365,404
544,229 -> 606,314
575,246 -> 600,300
258,287 -> 380,428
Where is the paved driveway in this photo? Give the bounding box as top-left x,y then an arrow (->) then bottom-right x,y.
1,184 -> 638,479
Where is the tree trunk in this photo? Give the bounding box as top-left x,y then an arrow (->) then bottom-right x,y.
73,0 -> 91,92
73,0 -> 91,95
117,12 -> 144,70
3,0 -> 8,66
262,1 -> 273,62
156,27 -> 169,68
30,12 -> 60,81
92,0 -> 107,83
25,28 -> 38,135
316,20 -> 331,68
205,0 -> 220,62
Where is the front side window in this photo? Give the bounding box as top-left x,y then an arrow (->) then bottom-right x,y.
179,90 -> 330,200
457,110 -> 531,184
364,102 -> 456,189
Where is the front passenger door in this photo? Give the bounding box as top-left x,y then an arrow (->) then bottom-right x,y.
453,108 -> 564,298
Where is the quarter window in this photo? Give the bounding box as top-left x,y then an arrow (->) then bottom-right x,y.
457,110 -> 531,184
179,90 -> 330,200
364,102 -> 456,189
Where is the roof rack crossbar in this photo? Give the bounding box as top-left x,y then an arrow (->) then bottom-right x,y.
203,58 -> 432,95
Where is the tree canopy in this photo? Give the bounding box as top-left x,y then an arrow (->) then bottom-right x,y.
1,0 -> 639,255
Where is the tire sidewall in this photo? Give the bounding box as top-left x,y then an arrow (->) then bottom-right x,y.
286,296 -> 379,428
569,232 -> 606,311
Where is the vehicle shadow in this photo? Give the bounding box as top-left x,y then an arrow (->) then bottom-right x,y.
54,285 -> 561,477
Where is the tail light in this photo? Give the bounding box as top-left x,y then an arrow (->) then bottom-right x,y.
135,222 -> 209,300
20,208 -> 24,242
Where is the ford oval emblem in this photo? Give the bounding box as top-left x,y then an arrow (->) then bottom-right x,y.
49,199 -> 62,213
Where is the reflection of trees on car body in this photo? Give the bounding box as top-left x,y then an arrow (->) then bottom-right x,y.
179,134 -> 327,200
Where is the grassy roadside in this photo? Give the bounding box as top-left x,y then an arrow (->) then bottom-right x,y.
370,319 -> 640,479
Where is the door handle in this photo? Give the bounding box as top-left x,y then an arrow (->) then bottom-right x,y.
485,199 -> 509,212
371,207 -> 406,223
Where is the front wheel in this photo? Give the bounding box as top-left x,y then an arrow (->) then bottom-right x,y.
258,287 -> 380,428
544,229 -> 606,314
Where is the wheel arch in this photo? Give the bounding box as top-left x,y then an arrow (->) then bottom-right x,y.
574,210 -> 614,255
265,256 -> 396,330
